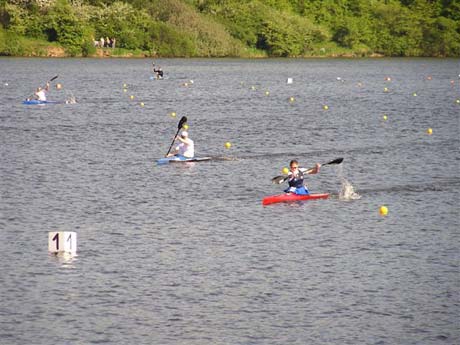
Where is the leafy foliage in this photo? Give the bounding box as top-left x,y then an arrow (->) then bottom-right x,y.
0,0 -> 458,57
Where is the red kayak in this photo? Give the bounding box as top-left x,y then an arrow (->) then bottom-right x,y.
262,193 -> 329,206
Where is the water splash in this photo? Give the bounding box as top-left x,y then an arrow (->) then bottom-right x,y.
339,178 -> 361,200
65,90 -> 77,104
335,164 -> 361,200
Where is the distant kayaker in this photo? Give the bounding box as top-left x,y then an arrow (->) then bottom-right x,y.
284,160 -> 321,195
34,82 -> 49,101
167,131 -> 194,158
153,66 -> 164,79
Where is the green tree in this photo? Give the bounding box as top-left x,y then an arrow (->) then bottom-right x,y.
422,16 -> 460,56
45,0 -> 86,56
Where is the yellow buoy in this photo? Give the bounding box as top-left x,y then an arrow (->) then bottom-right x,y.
224,142 -> 232,149
413,92 -> 417,97
289,97 -> 295,102
426,128 -> 433,135
384,87 -> 389,92
130,95 -> 134,100
140,102 -> 144,107
251,86 -> 256,90
379,206 -> 388,216
265,91 -> 270,96
282,167 -> 289,175
323,105 -> 329,110
123,83 -> 127,88
183,124 -> 189,130
383,115 -> 388,121
170,112 -> 176,117
456,99 -> 460,104
123,89 -> 127,93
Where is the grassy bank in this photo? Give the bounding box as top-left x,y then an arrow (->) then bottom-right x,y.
1,0 -> 458,58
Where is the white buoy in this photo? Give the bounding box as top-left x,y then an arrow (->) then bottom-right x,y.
48,232 -> 77,256
287,78 -> 293,84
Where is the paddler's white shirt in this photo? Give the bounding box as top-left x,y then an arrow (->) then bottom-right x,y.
176,138 -> 194,158
35,89 -> 47,101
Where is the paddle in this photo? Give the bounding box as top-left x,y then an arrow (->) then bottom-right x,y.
27,75 -> 58,100
271,157 -> 344,184
165,116 -> 187,157
47,75 -> 59,84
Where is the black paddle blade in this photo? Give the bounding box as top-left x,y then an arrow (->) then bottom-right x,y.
49,75 -> 59,82
178,116 -> 187,129
272,175 -> 288,184
325,157 -> 343,165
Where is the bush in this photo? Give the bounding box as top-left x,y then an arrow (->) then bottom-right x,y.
80,26 -> 96,56
0,26 -> 24,56
45,0 -> 85,55
421,16 -> 460,57
146,21 -> 196,57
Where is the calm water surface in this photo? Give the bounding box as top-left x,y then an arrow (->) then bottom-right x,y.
0,58 -> 459,344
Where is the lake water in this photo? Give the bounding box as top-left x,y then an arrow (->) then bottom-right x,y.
0,57 -> 459,344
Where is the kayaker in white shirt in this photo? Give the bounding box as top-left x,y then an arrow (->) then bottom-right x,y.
34,82 -> 50,101
167,131 -> 194,158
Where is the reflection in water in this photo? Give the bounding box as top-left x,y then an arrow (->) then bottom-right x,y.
49,252 -> 78,269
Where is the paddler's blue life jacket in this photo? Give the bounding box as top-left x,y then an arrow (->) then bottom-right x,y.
284,170 -> 310,195
288,171 -> 304,188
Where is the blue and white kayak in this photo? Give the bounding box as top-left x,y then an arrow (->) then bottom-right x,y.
156,156 -> 212,165
22,100 -> 60,105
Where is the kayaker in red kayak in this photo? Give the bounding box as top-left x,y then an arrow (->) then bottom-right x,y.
284,160 -> 321,195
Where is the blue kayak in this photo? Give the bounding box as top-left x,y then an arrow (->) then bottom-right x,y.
22,100 -> 60,105
156,156 -> 212,165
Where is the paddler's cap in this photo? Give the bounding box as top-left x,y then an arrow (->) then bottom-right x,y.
180,131 -> 188,138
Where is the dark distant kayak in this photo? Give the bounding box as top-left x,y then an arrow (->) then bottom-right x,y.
262,193 -> 329,206
22,100 -> 60,105
156,156 -> 212,165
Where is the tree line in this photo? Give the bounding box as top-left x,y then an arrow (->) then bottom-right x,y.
0,0 -> 459,57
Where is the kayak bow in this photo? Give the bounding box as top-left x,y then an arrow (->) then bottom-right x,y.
262,193 -> 329,206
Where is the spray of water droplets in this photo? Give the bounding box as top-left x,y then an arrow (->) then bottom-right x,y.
335,164 -> 361,200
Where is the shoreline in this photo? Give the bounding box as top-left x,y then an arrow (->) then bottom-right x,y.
4,46 -> 455,59
2,46 -> 392,59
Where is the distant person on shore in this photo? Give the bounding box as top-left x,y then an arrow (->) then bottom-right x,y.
100,37 -> 104,48
111,37 -> 116,49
